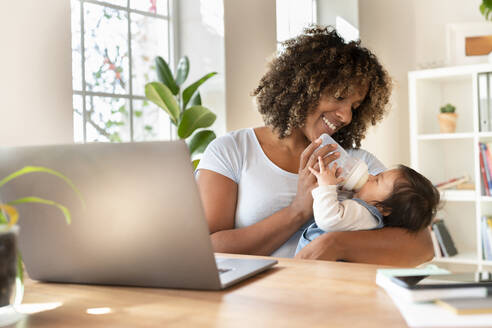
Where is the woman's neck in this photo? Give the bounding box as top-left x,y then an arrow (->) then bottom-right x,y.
281,129 -> 311,153
253,127 -> 310,174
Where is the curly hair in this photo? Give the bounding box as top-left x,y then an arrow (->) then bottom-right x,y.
376,165 -> 441,233
253,25 -> 392,148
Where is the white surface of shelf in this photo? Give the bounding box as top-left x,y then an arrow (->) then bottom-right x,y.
409,63 -> 492,79
417,133 -> 474,140
440,190 -> 475,201
432,251 -> 477,264
478,132 -> 492,138
481,260 -> 492,266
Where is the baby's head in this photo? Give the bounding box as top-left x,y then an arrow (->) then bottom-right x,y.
354,165 -> 440,232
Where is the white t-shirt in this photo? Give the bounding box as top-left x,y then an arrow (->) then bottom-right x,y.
196,128 -> 386,258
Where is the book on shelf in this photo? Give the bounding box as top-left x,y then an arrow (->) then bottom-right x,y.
480,142 -> 492,196
432,219 -> 458,257
435,175 -> 469,191
429,226 -> 443,259
478,72 -> 490,132
455,182 -> 475,190
482,216 -> 492,261
480,146 -> 488,196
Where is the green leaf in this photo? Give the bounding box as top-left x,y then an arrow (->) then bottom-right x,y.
177,106 -> 216,139
0,211 -> 6,224
440,103 -> 456,113
8,197 -> 72,224
145,82 -> 180,125
192,159 -> 200,170
189,130 -> 216,156
118,105 -> 128,115
190,92 -> 202,106
175,56 -> 190,86
182,72 -> 217,109
109,132 -> 122,143
155,56 -> 179,95
134,110 -> 143,117
481,0 -> 492,20
0,166 -> 85,207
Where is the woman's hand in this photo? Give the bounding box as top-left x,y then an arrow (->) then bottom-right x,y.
289,139 -> 340,222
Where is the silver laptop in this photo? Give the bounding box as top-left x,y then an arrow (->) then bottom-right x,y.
0,141 -> 276,290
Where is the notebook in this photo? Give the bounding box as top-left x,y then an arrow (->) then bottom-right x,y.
436,297 -> 492,315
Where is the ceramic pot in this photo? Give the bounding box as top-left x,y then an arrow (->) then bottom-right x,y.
438,113 -> 457,133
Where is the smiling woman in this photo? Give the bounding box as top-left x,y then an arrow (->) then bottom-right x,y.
254,26 -> 390,148
195,26 -> 434,265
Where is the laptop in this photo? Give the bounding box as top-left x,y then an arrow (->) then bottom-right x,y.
0,141 -> 277,290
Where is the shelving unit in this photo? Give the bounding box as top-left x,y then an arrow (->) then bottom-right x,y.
409,63 -> 492,270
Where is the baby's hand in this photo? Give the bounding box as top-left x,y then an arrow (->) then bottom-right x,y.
308,156 -> 344,186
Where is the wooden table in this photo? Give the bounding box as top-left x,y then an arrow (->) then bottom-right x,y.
9,255 -> 406,327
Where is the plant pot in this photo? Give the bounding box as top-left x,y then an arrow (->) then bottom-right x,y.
438,113 -> 458,133
0,226 -> 18,307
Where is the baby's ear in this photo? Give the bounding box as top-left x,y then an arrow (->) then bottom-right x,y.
376,205 -> 391,217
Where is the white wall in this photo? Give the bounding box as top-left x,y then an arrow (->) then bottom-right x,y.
358,0 -> 416,167
359,0 -> 484,167
0,0 -> 73,146
414,0 -> 484,69
223,0 -> 277,131
177,0 -> 226,137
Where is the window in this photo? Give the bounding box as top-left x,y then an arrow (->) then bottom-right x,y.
71,0 -> 173,143
276,0 -> 317,49
336,16 -> 359,43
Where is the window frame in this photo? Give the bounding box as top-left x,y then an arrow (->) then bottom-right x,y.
72,0 -> 177,143
275,0 -> 317,49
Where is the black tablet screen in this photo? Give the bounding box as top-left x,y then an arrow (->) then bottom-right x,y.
391,272 -> 492,289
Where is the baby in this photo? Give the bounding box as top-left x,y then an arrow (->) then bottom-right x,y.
295,155 -> 441,254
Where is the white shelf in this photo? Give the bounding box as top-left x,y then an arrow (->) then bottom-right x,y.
479,132 -> 492,138
417,133 -> 474,140
410,65 -> 489,269
440,190 -> 476,202
432,251 -> 477,264
409,63 -> 492,79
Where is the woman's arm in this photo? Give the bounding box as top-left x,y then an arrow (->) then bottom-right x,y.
295,227 -> 434,266
196,169 -> 307,255
196,138 -> 340,256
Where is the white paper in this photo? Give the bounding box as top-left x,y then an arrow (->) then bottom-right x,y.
387,291 -> 492,327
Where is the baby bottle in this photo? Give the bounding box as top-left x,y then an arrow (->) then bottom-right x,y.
318,133 -> 369,191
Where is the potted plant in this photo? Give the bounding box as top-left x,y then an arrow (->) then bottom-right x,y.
438,103 -> 457,133
480,0 -> 492,20
145,56 -> 217,168
0,166 -> 80,308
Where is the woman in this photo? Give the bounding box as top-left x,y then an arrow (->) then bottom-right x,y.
195,26 -> 433,265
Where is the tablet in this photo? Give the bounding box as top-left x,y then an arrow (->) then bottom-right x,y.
390,272 -> 492,290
